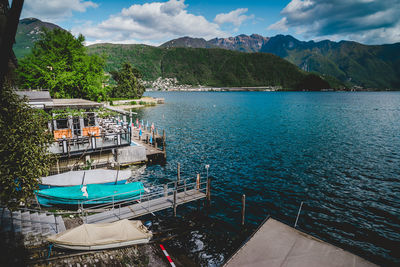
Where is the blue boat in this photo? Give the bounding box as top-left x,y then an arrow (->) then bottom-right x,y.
35,182 -> 145,207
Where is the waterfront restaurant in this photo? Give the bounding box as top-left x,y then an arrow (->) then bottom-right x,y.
16,91 -> 132,158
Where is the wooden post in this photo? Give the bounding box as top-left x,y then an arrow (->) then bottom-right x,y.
162,130 -> 166,152
153,130 -> 156,148
164,184 -> 168,197
196,173 -> 200,190
177,163 -> 181,184
146,134 -> 149,144
241,194 -> 246,225
184,179 -> 186,194
206,178 -> 211,203
173,190 -> 177,217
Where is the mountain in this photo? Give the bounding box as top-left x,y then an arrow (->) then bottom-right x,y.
260,35 -> 400,89
161,34 -> 400,89
208,34 -> 269,53
160,36 -> 217,49
14,18 -> 62,59
160,34 -> 269,53
87,43 -> 329,90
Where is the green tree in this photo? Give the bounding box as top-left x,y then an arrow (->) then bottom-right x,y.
0,87 -> 54,209
110,62 -> 145,99
16,28 -> 106,101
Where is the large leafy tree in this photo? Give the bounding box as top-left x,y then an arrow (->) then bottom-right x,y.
16,28 -> 106,101
0,86 -> 54,209
110,62 -> 145,99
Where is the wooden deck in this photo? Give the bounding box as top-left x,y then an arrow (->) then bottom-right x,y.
85,189 -> 206,224
131,128 -> 166,162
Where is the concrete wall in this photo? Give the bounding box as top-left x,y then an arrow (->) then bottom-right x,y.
116,145 -> 147,165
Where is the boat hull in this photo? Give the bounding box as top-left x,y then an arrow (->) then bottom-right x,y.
53,238 -> 151,250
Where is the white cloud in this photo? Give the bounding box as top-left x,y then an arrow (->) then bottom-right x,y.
21,0 -> 98,22
214,8 -> 254,27
268,0 -> 400,44
73,0 -> 228,45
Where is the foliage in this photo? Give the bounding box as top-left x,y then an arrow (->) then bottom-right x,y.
0,87 -> 54,209
51,108 -> 88,120
87,44 -> 316,89
110,62 -> 145,99
16,28 -> 107,101
295,73 -> 331,91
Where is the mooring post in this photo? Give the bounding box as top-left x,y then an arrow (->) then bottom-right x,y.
164,184 -> 168,197
162,130 -> 166,152
173,190 -> 177,217
206,178 -> 211,204
146,134 -> 149,144
152,130 -> 156,147
177,162 -> 181,184
184,179 -> 187,194
154,129 -> 158,149
241,194 -> 246,225
196,173 -> 200,190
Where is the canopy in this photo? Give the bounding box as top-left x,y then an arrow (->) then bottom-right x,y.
48,220 -> 152,247
41,169 -> 132,187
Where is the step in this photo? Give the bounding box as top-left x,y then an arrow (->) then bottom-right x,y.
38,213 -> 50,234
55,216 -> 66,233
30,212 -> 42,234
21,211 -> 33,234
40,214 -> 58,235
0,208 -> 12,232
12,211 -> 22,232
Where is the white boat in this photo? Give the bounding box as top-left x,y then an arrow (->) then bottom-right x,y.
47,220 -> 152,250
40,169 -> 132,189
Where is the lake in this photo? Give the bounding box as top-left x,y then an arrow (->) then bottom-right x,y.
135,91 -> 400,266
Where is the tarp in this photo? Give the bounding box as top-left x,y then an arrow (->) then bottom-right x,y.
36,182 -> 145,206
40,169 -> 132,187
48,220 -> 152,246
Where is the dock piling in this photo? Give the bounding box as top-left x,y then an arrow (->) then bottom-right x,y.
173,190 -> 177,217
241,194 -> 246,225
164,184 -> 168,197
196,173 -> 200,190
177,163 -> 181,184
206,178 -> 211,204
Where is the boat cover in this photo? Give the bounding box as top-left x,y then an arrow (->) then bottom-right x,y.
36,182 -> 145,206
48,220 -> 152,247
41,169 -> 132,187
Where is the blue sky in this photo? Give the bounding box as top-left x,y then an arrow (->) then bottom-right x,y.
20,0 -> 400,46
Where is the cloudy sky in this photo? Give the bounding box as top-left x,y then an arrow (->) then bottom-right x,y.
20,0 -> 400,46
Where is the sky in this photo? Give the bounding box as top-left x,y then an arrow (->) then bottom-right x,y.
19,0 -> 400,46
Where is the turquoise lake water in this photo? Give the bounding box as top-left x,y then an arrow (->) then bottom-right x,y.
136,91 -> 400,266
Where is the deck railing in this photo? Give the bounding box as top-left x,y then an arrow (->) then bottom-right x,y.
49,129 -> 132,156
79,177 -> 208,222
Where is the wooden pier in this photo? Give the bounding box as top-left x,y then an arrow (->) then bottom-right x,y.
131,127 -> 166,163
80,177 -> 210,224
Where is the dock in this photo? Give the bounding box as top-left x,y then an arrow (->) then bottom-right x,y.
81,177 -> 210,224
224,217 -> 376,267
131,127 -> 166,163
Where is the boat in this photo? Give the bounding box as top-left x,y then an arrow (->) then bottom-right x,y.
35,182 -> 145,207
39,167 -> 145,189
47,219 -> 152,250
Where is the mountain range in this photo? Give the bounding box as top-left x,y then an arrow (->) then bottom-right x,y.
13,18 -> 400,90
161,35 -> 400,89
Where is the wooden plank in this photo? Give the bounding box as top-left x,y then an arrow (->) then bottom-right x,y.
86,189 -> 206,224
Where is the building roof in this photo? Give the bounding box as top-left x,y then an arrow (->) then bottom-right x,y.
52,99 -> 103,109
224,218 -> 376,267
15,91 -> 103,110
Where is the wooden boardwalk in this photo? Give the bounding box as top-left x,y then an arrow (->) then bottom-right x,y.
131,128 -> 166,161
85,189 -> 206,224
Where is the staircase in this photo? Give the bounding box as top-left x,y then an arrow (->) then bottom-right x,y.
0,208 -> 66,236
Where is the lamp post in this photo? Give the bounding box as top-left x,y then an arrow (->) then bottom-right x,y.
205,164 -> 210,179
